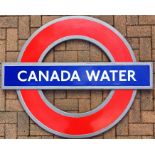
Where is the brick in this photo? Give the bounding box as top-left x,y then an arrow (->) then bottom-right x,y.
53,135 -> 61,139
140,38 -> 151,61
0,17 -> 17,27
19,16 -> 30,39
0,124 -> 4,136
30,124 -> 50,136
54,42 -> 65,51
31,15 -> 41,27
152,26 -> 155,49
42,16 -> 62,25
103,90 -> 110,99
41,135 -> 54,139
152,50 -> 155,61
127,16 -> 138,25
92,15 -> 113,25
90,44 -> 102,62
139,16 -> 155,24
91,90 -> 102,109
142,111 -> 155,123
17,136 -> 29,139
6,90 -> 17,99
0,112 -> 17,123
44,51 -> 54,62
127,38 -> 139,49
43,90 -> 54,103
0,40 -> 5,62
6,99 -> 23,111
27,136 -> 42,139
18,40 -> 26,51
79,99 -> 90,113
44,50 -> 54,62
5,124 -> 17,138
141,90 -> 153,110
18,136 -> 38,139
133,49 -> 140,61
55,99 -> 78,111
102,54 -> 109,62
153,125 -> 155,136
6,52 -> 18,62
136,91 -> 140,99
30,28 -> 38,34
0,76 -> 2,86
117,136 -> 141,139
104,127 -> 115,139
7,28 -> 17,51
66,40 -> 89,51
129,124 -> 153,136
54,90 -> 66,98
67,90 -> 90,99
153,64 -> 155,73
78,51 -> 89,61
114,16 -> 126,36
127,26 -> 151,37
0,29 -> 5,39
116,116 -> 128,136
18,112 -> 29,136
129,99 -> 140,123
30,119 -> 35,124
92,134 -> 103,139
154,75 -> 155,98
0,90 -> 5,111
55,51 -> 77,62
142,136 -> 153,139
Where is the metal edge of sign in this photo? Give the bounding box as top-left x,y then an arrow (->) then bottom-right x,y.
15,16 -> 137,138
3,86 -> 153,90
150,62 -> 153,89
1,63 -> 4,89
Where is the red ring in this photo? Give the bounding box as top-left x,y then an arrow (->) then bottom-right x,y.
19,17 -> 135,136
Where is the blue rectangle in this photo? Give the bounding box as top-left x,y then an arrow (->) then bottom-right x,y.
2,63 -> 153,89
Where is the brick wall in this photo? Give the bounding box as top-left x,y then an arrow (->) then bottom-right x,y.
0,15 -> 155,139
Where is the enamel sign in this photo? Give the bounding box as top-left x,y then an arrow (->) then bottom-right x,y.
2,62 -> 152,89
2,16 -> 153,138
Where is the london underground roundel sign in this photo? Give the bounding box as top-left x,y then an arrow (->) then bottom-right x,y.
2,16 -> 153,138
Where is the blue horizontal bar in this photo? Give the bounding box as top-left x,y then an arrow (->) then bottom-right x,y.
2,63 -> 153,89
